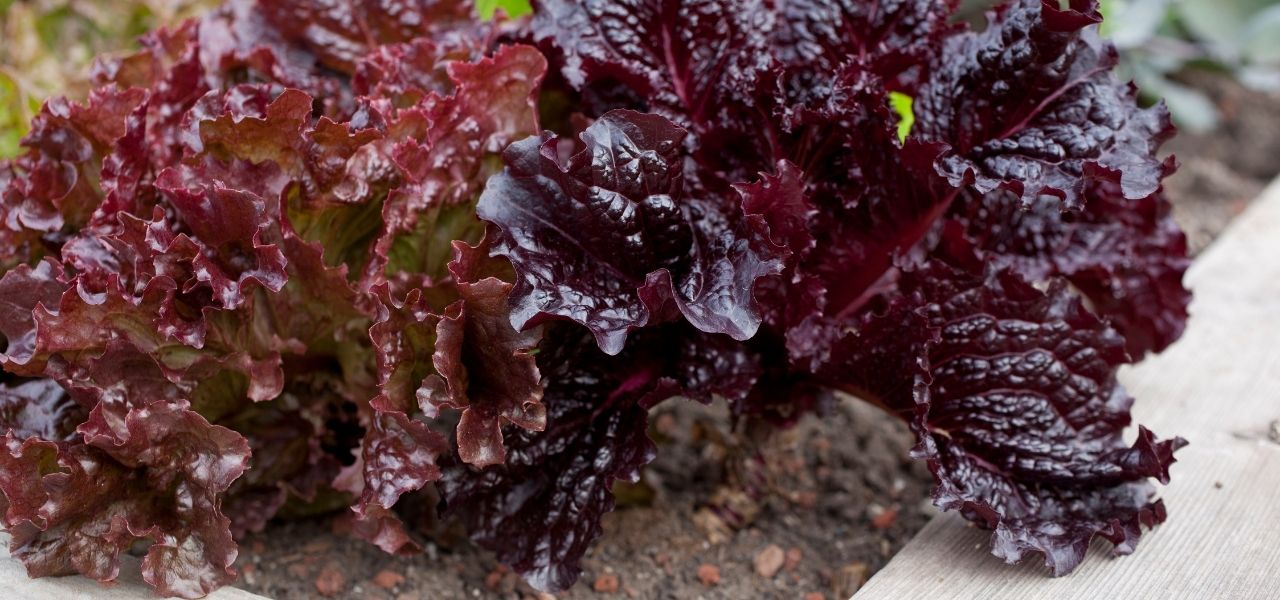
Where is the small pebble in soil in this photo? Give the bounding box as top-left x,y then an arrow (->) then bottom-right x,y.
241,563 -> 257,587
834,562 -> 870,598
593,572 -> 620,594
373,569 -> 405,590
804,593 -> 826,600
871,506 -> 899,529
784,547 -> 803,572
315,566 -> 346,597
754,544 -> 786,578
697,563 -> 721,587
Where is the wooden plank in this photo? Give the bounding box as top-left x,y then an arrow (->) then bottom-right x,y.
0,534 -> 271,600
856,177 -> 1280,600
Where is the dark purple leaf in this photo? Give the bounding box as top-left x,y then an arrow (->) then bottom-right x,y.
478,110 -> 784,354
913,0 -> 1175,208
817,235 -> 1184,575
949,180 -> 1190,356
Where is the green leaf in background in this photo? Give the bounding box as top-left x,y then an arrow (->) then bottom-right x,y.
888,91 -> 915,143
0,72 -> 29,158
1176,0 -> 1277,60
477,0 -> 531,20
0,1 -> 220,158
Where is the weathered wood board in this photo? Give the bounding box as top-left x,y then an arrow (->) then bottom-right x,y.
855,177 -> 1280,600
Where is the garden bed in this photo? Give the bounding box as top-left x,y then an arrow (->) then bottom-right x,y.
1,41 -> 1278,600
220,73 -> 1280,600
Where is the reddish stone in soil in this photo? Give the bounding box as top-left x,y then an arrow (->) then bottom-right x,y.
784,547 -> 803,572
484,568 -> 505,591
593,573 -> 620,594
373,569 -> 406,589
697,563 -> 721,587
803,593 -> 826,600
241,564 -> 256,575
753,544 -> 786,578
315,567 -> 346,597
871,506 -> 899,529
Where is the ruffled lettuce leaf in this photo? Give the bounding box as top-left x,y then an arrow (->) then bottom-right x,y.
439,322 -> 760,592
948,181 -> 1190,357
478,110 -> 784,354
816,234 -> 1185,575
913,0 -> 1175,209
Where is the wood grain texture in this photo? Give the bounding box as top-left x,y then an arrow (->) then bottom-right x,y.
0,534 -> 272,597
855,177 -> 1280,600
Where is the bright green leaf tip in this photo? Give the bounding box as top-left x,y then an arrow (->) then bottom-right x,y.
477,0 -> 532,20
888,91 -> 915,144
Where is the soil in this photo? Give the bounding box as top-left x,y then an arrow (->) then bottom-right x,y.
1162,71 -> 1280,254
236,398 -> 934,600
234,71 -> 1280,600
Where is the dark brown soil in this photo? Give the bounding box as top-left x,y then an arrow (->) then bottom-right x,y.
234,71 -> 1280,600
1163,71 -> 1280,254
236,399 -> 933,600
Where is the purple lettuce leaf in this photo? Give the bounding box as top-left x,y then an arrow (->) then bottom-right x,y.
440,321 -> 760,591
816,233 -> 1185,576
913,0 -> 1175,209
425,254 -> 545,467
949,180 -> 1190,356
0,354 -> 250,599
768,0 -> 959,103
478,109 -> 784,355
529,0 -> 771,141
260,0 -> 486,74
437,326 -> 656,592
0,379 -> 82,445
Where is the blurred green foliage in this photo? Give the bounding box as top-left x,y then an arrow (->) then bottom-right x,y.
0,0 -> 217,158
1102,0 -> 1280,132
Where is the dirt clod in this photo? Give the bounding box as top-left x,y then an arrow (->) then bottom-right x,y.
373,569 -> 405,590
784,547 -> 803,572
593,573 -> 620,594
697,563 -> 721,587
754,544 -> 786,578
315,566 -> 346,597
871,506 -> 899,530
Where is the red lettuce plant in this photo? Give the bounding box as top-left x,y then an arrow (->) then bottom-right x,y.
0,0 -> 1188,596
